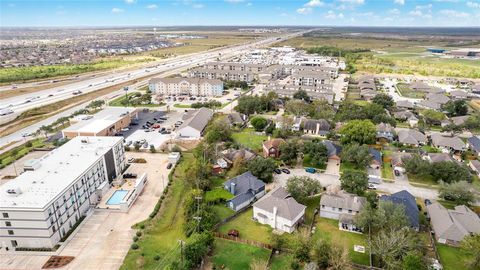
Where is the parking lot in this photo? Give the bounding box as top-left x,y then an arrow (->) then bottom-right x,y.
122,109 -> 184,149
162,88 -> 243,107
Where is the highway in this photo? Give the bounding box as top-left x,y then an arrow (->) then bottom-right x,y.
0,31 -> 306,149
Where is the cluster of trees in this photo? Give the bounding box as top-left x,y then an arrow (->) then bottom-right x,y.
442,99 -> 468,117
85,99 -> 105,110
339,119 -> 377,145
204,118 -> 232,144
235,93 -> 277,115
439,181 -> 477,206
191,100 -> 222,109
285,98 -> 335,120
306,46 -> 371,74
224,80 -> 249,90
336,101 -> 396,126
250,116 -> 269,132
340,170 -> 369,196
286,176 -> 322,203
246,156 -> 277,182
403,155 -> 472,184
340,143 -> 372,169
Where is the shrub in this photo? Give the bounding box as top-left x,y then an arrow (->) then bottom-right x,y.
25,141 -> 33,147
131,243 -> 139,250
133,236 -> 138,242
139,224 -> 145,229
136,231 -> 142,237
154,255 -> 160,261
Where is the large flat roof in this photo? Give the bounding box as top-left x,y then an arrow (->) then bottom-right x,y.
63,107 -> 136,134
0,136 -> 123,210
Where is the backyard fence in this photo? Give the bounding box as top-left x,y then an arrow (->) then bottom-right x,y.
213,232 -> 272,250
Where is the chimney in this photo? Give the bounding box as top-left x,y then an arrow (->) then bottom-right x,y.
230,182 -> 236,194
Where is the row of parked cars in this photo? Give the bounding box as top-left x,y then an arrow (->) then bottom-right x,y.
273,168 -> 290,174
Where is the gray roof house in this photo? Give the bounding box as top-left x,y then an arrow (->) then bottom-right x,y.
320,191 -> 366,233
227,112 -> 248,127
397,129 -> 427,146
430,133 -> 466,152
253,186 -> 306,233
394,110 -> 415,120
427,153 -> 454,163
427,203 -> 480,245
467,136 -> 480,155
396,100 -> 414,109
380,190 -> 419,230
426,93 -> 450,105
376,123 -> 394,141
178,108 -> 214,138
224,171 -> 265,211
417,100 -> 442,110
303,119 -> 330,136
450,90 -> 469,100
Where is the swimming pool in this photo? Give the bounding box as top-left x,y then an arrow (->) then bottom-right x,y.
106,190 -> 129,205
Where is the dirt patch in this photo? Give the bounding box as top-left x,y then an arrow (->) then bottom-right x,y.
42,256 -> 75,269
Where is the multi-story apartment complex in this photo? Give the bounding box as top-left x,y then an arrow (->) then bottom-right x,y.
148,77 -> 224,96
0,136 -> 125,250
291,70 -> 331,87
204,62 -> 265,73
188,68 -> 256,83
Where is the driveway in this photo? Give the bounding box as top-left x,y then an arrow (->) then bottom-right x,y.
274,168 -> 340,188
325,160 -> 340,175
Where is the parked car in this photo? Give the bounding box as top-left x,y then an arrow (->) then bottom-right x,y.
123,173 -> 138,179
121,128 -> 130,132
167,163 -> 173,169
394,170 -> 400,176
305,167 -> 316,173
281,168 -> 290,174
126,141 -> 132,146
273,168 -> 282,174
424,199 -> 432,206
368,184 -> 377,190
127,158 -> 135,163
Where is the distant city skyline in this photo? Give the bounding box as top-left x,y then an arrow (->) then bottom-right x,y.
1,0 -> 479,27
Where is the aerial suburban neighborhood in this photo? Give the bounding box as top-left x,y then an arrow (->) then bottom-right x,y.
0,2 -> 480,270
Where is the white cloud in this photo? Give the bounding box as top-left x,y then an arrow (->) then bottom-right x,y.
409,10 -> 422,16
297,7 -> 313,14
439,9 -> 470,17
388,8 -> 400,14
124,0 -> 136,4
415,4 -> 432,10
338,12 -> 344,18
325,10 -> 344,19
394,0 -> 405,5
111,7 -> 124,13
192,3 -> 204,8
246,2 -> 252,6
305,0 -> 324,7
338,0 -> 365,4
467,1 -> 480,8
147,4 -> 158,9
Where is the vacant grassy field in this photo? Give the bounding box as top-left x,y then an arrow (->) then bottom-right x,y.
396,83 -> 425,99
218,208 -> 272,244
120,153 -> 193,270
436,244 -> 473,270
0,138 -> 46,168
231,128 -> 267,151
211,238 -> 271,270
311,217 -> 370,266
0,57 -> 154,84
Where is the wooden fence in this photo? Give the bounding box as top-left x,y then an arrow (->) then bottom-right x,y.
213,232 -> 272,250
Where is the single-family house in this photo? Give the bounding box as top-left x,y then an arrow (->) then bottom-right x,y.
450,90 -> 469,100
227,112 -> 248,127
441,115 -> 469,127
407,115 -> 419,127
222,148 -> 256,164
369,148 -> 382,169
427,203 -> 480,246
324,140 -> 342,162
472,84 -> 480,94
396,100 -> 414,110
469,160 -> 480,176
391,152 -> 412,172
376,123 -> 394,142
320,191 -> 366,233
426,93 -> 450,105
427,153 -> 454,163
252,186 -> 306,233
410,81 -> 431,92
417,100 -> 442,110
303,119 -> 330,137
262,138 -> 286,158
430,133 -> 466,153
394,110 -> 415,120
380,190 -> 420,231
223,171 -> 266,211
177,108 -> 214,138
396,129 -> 427,147
467,136 -> 480,156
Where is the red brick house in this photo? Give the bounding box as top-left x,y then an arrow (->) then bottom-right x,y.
262,138 -> 286,158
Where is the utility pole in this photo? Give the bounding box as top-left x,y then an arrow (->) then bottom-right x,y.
178,240 -> 185,267
124,86 -> 129,106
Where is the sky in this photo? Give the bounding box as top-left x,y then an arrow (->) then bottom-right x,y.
1,0 -> 479,27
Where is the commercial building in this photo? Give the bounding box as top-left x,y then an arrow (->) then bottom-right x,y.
62,107 -> 138,139
148,77 -> 224,97
0,136 -> 125,250
177,108 -> 214,138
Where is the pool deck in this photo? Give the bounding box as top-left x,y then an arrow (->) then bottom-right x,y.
97,180 -> 136,210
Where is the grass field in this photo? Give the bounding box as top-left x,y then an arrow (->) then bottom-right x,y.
218,208 -> 272,244
269,253 -> 295,270
381,162 -> 394,180
231,128 -> 267,151
436,244 -> 473,270
211,238 -> 271,270
0,139 -> 46,168
311,217 -> 370,266
396,83 -> 425,99
407,173 -> 438,187
120,153 -> 193,270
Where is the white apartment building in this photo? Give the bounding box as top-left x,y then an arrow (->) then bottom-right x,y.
188,68 -> 256,83
149,77 -> 223,97
0,136 -> 125,250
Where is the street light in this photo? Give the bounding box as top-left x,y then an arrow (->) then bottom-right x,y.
123,86 -> 129,107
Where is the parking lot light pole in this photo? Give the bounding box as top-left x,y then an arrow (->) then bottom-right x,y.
124,86 -> 129,106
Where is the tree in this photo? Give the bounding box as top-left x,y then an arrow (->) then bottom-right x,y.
86,99 -> 105,110
309,99 -> 335,120
339,120 -> 376,145
402,252 -> 428,270
461,234 -> 480,270
372,93 -> 394,109
439,181 -> 477,206
370,228 -> 419,270
340,143 -> 372,168
183,232 -> 214,269
285,99 -> 311,116
293,89 -> 311,102
204,119 -> 232,144
149,145 -> 156,153
279,141 -> 300,165
247,157 -> 276,183
403,154 -> 432,178
286,176 -> 322,202
340,170 -> 368,196
312,238 -> 331,268
250,116 -> 268,132
302,140 -> 328,168
356,200 -> 409,233
38,125 -> 53,138
329,244 -> 350,270
55,116 -> 70,128
431,161 -> 472,183
293,229 -> 311,262
442,100 -> 468,117
422,109 -> 446,125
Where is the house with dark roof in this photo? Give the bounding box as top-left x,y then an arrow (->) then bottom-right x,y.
323,140 -> 342,162
450,90 -> 469,100
262,138 -> 286,158
380,190 -> 419,231
223,171 -> 265,211
369,148 -> 382,169
303,119 -> 330,137
467,136 -> 480,156
253,186 -> 306,233
227,112 -> 248,127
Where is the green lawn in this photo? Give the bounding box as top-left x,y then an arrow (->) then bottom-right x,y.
218,208 -> 272,244
302,195 -> 321,225
303,154 -> 327,170
421,145 -> 441,153
311,217 -> 370,266
231,128 -> 267,151
109,92 -> 162,107
173,103 -> 192,108
120,153 -> 194,270
396,83 -> 425,99
381,162 -> 394,180
340,161 -> 366,173
211,204 -> 235,221
0,139 -> 46,167
407,173 -> 438,187
211,238 -> 271,270
269,253 -> 295,270
205,188 -> 234,203
436,244 -> 474,270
